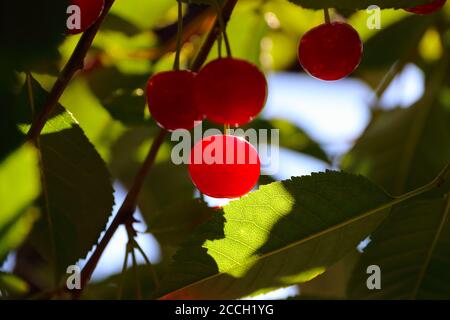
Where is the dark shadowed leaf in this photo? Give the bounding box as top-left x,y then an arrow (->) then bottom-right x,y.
343,59 -> 450,299
342,90 -> 450,196
348,196 -> 450,299
87,67 -> 149,126
15,78 -> 115,282
0,80 -> 27,161
360,15 -> 432,69
1,0 -> 68,74
82,264 -> 158,300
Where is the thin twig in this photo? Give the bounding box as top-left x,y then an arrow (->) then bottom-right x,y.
173,0 -> 184,70
133,240 -> 160,290
117,243 -> 131,300
27,0 -> 116,142
324,8 -> 331,24
130,247 -> 142,300
213,0 -> 232,57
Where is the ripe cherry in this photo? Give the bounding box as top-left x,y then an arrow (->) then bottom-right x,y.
298,22 -> 363,81
405,0 -> 446,14
195,58 -> 268,126
146,71 -> 203,131
67,0 -> 105,35
188,135 -> 260,199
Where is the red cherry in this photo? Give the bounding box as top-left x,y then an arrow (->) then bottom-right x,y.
405,0 -> 446,14
195,58 -> 268,126
146,70 -> 203,131
67,0 -> 105,35
298,22 -> 363,81
189,135 -> 260,199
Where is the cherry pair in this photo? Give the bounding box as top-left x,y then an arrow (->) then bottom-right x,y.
146,58 -> 267,130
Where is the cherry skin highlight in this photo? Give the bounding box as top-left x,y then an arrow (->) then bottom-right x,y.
298,22 -> 363,81
405,0 -> 446,14
195,58 -> 268,126
67,0 -> 105,35
146,70 -> 203,131
188,135 -> 261,199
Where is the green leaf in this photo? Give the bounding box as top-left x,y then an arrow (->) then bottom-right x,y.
101,14 -> 142,37
360,15 -> 432,69
0,144 -> 40,264
0,272 -> 30,298
207,1 -> 269,66
348,195 -> 450,299
109,0 -> 175,30
16,78 -> 115,282
342,101 -> 450,197
58,78 -> 125,162
156,171 -> 394,299
87,67 -> 149,126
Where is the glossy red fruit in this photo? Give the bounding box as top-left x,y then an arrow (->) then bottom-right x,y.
298,22 -> 363,81
195,58 -> 268,126
189,135 -> 260,199
146,71 -> 203,131
67,0 -> 105,34
405,0 -> 446,14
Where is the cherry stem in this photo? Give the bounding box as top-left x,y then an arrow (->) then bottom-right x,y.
213,0 -> 232,57
324,8 -> 331,24
217,33 -> 223,58
133,239 -> 160,290
26,0 -> 116,142
173,0 -> 183,70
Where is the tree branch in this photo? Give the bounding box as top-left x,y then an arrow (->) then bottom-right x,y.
27,0 -> 116,142
73,128 -> 167,298
71,0 -> 239,299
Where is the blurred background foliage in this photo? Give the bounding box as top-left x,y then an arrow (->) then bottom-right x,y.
1,0 -> 450,300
